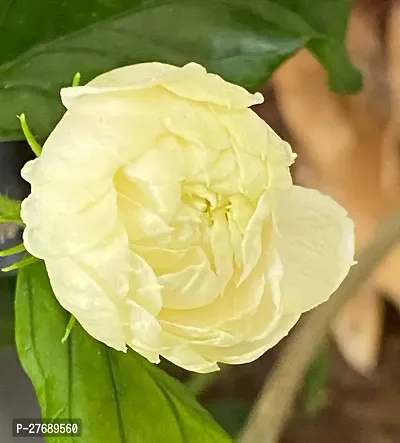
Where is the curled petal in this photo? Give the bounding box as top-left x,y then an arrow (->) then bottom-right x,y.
161,334 -> 220,373
117,196 -> 174,242
197,314 -> 300,365
239,191 -> 270,285
159,261 -> 267,331
128,252 -> 163,316
158,247 -> 220,310
22,187 -> 119,258
127,300 -> 163,364
210,210 -> 234,290
62,62 -> 263,111
277,186 -> 355,314
45,258 -> 127,351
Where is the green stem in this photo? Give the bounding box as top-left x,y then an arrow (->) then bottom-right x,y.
18,114 -> 42,157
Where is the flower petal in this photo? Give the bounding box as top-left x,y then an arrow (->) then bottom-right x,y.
22,187 -> 119,258
62,62 -> 263,111
61,62 -> 181,108
210,210 -> 234,290
197,314 -> 300,365
277,186 -> 355,314
127,300 -> 162,363
161,334 -> 220,373
162,63 -> 263,109
117,195 -> 173,242
159,262 -> 266,331
160,320 -> 239,347
23,92 -> 167,189
128,251 -> 163,316
238,191 -> 271,285
45,264 -> 126,350
158,247 -> 220,310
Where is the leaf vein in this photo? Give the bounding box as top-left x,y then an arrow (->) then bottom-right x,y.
0,0 -> 16,30
27,269 -> 49,416
105,349 -> 127,443
67,331 -> 73,422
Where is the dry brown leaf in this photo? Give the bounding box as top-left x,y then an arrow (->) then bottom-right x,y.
271,0 -> 400,374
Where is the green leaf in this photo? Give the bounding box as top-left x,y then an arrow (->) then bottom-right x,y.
0,193 -> 22,224
0,0 -> 361,141
205,400 -> 251,438
15,261 -> 232,443
303,343 -> 331,417
0,275 -> 16,347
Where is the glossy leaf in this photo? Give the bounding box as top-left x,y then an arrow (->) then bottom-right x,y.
15,261 -> 232,443
0,0 -> 361,141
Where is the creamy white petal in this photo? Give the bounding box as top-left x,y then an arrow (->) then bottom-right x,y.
162,65 -> 263,109
61,62 -> 182,108
123,135 -> 184,185
217,106 -> 295,162
210,210 -> 234,291
87,62 -> 185,88
45,257 -> 127,351
238,191 -> 270,285
229,194 -> 256,233
158,247 -> 220,310
197,314 -> 300,365
221,279 -> 278,341
164,99 -> 231,152
62,62 -> 262,111
23,92 -> 169,189
43,223 -> 131,351
22,187 -> 119,258
77,222 -> 131,295
216,107 -> 294,202
117,195 -> 174,242
230,139 -> 268,198
128,251 -> 163,316
227,214 -> 243,267
127,300 -> 162,364
159,263 -> 266,330
161,334 -> 220,373
160,320 -> 240,347
277,186 -> 355,314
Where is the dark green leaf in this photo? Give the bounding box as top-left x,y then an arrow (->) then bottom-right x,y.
205,400 -> 251,438
15,261 -> 232,443
303,343 -> 331,417
0,0 -> 361,141
0,275 -> 16,347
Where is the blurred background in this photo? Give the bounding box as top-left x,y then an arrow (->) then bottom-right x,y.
2,0 -> 400,442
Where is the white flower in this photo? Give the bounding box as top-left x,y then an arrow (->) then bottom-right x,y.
20,62 -> 355,373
